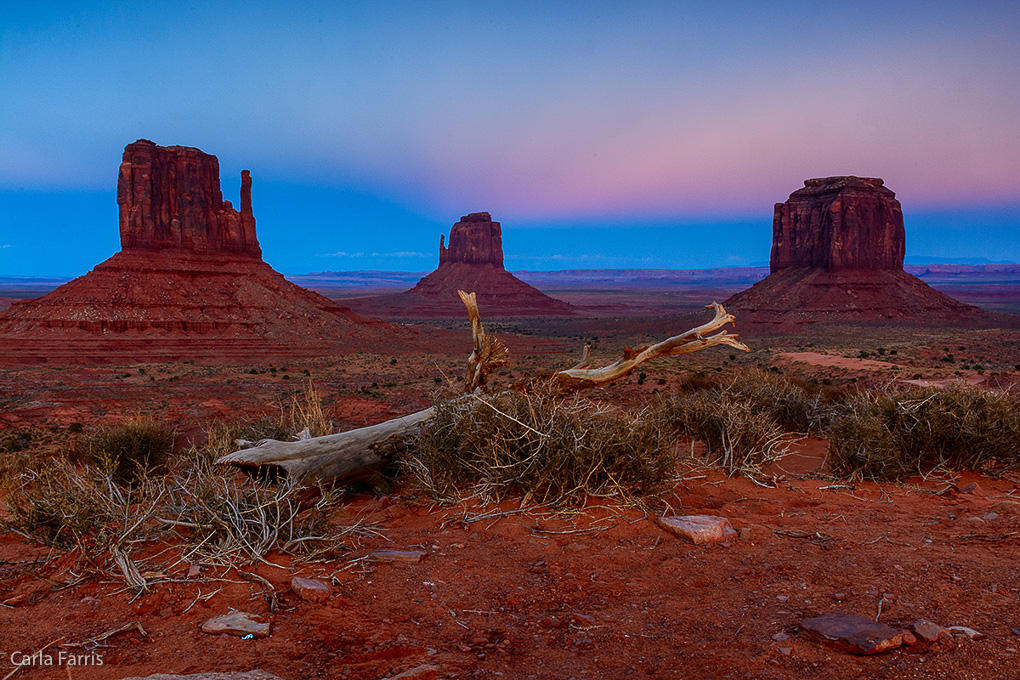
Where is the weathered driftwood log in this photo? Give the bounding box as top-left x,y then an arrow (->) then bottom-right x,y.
216,296 -> 749,488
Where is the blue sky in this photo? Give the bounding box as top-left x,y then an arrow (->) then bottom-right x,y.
1,1 -> 1018,276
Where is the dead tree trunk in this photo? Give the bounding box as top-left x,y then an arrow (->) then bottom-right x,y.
216,296 -> 749,488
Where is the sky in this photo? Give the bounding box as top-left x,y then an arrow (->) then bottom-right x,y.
1,0 -> 1018,276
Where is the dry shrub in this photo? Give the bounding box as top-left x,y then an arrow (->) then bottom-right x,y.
3,426 -> 375,561
203,415 -> 291,461
828,385 -> 1020,480
406,390 -> 673,504
2,460 -> 149,549
654,391 -> 789,475
72,418 -> 176,486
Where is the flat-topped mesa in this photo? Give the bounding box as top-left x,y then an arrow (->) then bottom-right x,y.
438,212 -> 504,268
771,176 -> 904,273
117,139 -> 261,257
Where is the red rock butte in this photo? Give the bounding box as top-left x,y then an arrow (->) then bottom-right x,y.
725,176 -> 992,325
0,140 -> 406,364
343,212 -> 575,318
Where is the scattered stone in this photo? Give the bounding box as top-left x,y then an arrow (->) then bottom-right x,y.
654,515 -> 736,545
778,647 -> 792,656
1011,627 -> 1020,636
118,673 -> 283,680
991,500 -> 1020,515
832,592 -> 847,601
380,665 -> 440,680
799,612 -> 905,655
902,631 -> 918,646
571,613 -> 595,626
959,482 -> 979,494
201,612 -> 271,638
947,626 -> 984,640
739,527 -> 753,541
980,512 -> 1000,521
188,564 -> 202,578
772,632 -> 790,642
911,619 -> 952,643
367,550 -> 428,563
291,576 -> 332,603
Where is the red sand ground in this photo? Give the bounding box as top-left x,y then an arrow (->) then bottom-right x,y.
3,467 -> 1019,680
3,293 -> 1020,680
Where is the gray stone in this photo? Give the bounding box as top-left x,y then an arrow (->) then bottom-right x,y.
799,612 -> 905,655
911,619 -> 952,642
948,626 -> 984,640
201,612 -> 271,638
654,515 -> 736,545
367,550 -> 427,563
291,576 -> 332,603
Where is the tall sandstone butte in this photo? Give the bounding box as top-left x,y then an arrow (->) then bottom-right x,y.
0,140 -> 403,364
770,177 -> 904,272
342,212 -> 574,317
726,176 -> 987,324
117,139 -> 260,256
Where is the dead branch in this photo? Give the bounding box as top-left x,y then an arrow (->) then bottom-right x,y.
459,290 -> 509,392
216,297 -> 749,489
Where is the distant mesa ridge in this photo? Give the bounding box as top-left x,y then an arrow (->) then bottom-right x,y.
439,212 -> 504,267
726,176 -> 995,325
0,139 -> 400,364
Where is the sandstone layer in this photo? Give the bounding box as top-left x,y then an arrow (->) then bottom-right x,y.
343,213 -> 575,318
726,177 -> 993,325
0,140 -> 404,365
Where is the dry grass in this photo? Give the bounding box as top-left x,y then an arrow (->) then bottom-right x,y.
828,385 -> 1020,480
2,439 -> 377,564
405,389 -> 673,505
69,418 -> 176,486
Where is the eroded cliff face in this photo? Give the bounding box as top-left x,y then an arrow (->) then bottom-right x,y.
770,177 -> 904,273
117,139 -> 260,257
438,212 -> 504,268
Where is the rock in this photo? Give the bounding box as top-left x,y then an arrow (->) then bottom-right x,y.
738,527 -> 753,541
772,632 -> 790,642
798,612 -> 905,655
778,647 -> 792,656
380,665 -> 441,680
947,626 -> 985,640
118,139 -> 261,257
571,613 -> 595,626
959,482 -> 979,494
901,631 -> 918,646
339,212 -> 575,318
770,177 -> 903,272
291,576 -> 332,603
725,177 -> 992,326
201,612 -> 271,638
439,212 -> 504,267
654,515 -> 737,545
367,550 -> 428,563
991,500 -> 1020,515
0,139 -> 404,366
911,619 -> 952,642
980,512 -> 999,521
117,673 -> 284,680
187,564 -> 202,578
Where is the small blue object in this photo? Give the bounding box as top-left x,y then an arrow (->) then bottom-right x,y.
241,634 -> 254,640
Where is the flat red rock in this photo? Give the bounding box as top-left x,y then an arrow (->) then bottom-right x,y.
799,612 -> 905,655
654,515 -> 736,544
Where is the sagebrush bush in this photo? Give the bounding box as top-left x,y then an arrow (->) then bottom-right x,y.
72,419 -> 176,486
653,390 -> 788,474
406,390 -> 673,504
828,385 -> 1020,480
